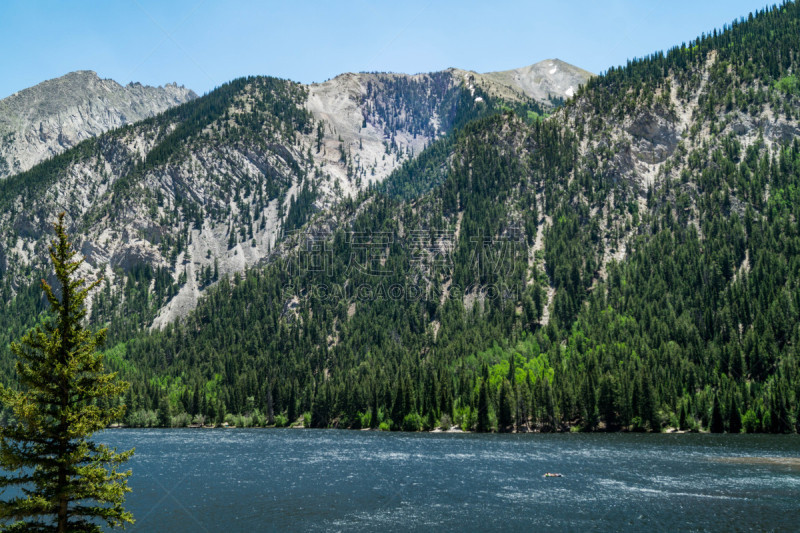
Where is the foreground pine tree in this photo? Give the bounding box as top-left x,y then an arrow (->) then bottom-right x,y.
0,213 -> 134,532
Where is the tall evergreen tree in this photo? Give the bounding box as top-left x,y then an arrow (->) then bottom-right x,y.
391,376 -> 405,430
370,389 -> 380,429
795,405 -> 800,435
287,381 -> 297,424
678,403 -> 688,431
543,379 -> 556,432
710,394 -> 725,433
769,382 -> 791,434
476,378 -> 491,433
498,379 -> 514,432
0,213 -> 134,532
266,386 -> 275,425
598,375 -> 618,430
580,373 -> 598,430
158,394 -> 172,428
639,373 -> 659,431
728,394 -> 742,434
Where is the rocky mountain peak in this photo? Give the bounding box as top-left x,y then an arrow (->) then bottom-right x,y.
481,58 -> 595,104
0,71 -> 196,179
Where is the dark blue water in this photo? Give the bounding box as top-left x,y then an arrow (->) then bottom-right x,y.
98,430 -> 799,532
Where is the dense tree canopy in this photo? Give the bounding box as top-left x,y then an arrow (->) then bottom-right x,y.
1,3 -> 800,435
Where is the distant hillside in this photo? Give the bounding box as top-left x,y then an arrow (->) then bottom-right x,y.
0,71 -> 196,179
478,58 -> 594,104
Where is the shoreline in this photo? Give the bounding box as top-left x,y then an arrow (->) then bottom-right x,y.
105,424 -> 793,435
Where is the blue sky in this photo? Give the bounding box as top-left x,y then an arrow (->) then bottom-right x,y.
0,0 -> 767,98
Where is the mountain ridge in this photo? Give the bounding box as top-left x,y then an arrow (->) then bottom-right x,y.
0,70 -> 197,179
4,3 -> 800,435
479,58 -> 595,103
0,56 -> 585,330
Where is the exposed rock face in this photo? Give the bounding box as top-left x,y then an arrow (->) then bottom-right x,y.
477,59 -> 595,105
0,60 -> 594,330
0,71 -> 196,179
305,71 -> 454,198
303,60 -> 593,199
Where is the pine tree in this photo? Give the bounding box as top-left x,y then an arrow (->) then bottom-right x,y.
287,381 -> 297,424
678,403 -> 688,431
543,379 -> 556,431
710,394 -> 725,433
630,378 -> 642,424
580,373 -> 598,430
795,404 -> 800,435
640,372 -> 659,431
0,213 -> 134,532
192,384 -> 202,416
158,394 -> 172,428
477,378 -> 491,433
266,386 -> 275,425
391,376 -> 405,429
498,379 -> 514,432
728,394 -> 742,434
598,375 -> 618,430
370,389 -> 380,429
769,382 -> 791,434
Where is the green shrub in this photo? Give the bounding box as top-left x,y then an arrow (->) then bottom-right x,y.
454,405 -> 476,431
775,74 -> 799,94
424,411 -> 437,430
170,412 -> 191,427
126,409 -> 158,427
742,409 -> 759,433
402,413 -> 423,431
235,414 -> 253,428
251,409 -> 265,427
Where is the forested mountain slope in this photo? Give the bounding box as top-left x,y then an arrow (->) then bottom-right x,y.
50,4 -> 797,435
4,5 -> 800,434
0,62 -> 556,369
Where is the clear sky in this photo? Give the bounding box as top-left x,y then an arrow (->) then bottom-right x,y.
0,0 -> 769,98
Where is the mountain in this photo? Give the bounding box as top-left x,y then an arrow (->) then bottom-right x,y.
478,58 -> 594,104
0,70 -> 196,179
4,4 -> 800,435
0,64 -> 560,334
299,59 -> 592,193
100,4 -> 800,433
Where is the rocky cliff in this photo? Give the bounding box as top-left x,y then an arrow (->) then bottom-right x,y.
0,71 -> 196,179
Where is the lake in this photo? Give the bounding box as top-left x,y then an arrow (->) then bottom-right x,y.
98,430 -> 799,532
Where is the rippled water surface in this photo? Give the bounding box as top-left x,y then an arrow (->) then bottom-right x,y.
98,430 -> 800,531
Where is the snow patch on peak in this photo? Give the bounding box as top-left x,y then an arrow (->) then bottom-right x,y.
479,59 -> 593,108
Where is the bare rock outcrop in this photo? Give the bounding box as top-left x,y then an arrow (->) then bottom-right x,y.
0,70 -> 196,179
